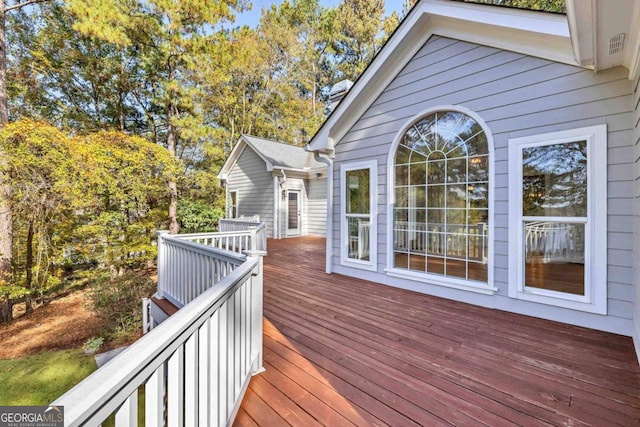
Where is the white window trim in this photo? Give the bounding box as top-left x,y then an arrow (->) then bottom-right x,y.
384,105 -> 497,295
340,160 -> 378,272
228,190 -> 238,219
508,125 -> 607,314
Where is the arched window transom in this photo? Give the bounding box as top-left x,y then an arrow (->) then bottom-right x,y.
393,110 -> 489,282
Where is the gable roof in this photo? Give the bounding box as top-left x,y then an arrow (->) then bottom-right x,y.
218,135 -> 326,181
307,0 -> 640,153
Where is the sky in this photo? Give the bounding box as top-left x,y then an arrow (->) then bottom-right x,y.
234,0 -> 403,28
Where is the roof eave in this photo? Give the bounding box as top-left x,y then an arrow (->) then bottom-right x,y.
307,0 -> 575,153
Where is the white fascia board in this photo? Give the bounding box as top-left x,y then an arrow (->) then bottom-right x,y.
624,0 -> 640,81
307,0 -> 575,153
429,16 -> 575,66
424,0 -> 569,38
217,138 -> 247,181
565,0 -> 595,67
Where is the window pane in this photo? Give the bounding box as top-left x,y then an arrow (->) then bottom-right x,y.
288,192 -> 299,229
346,169 -> 370,214
446,258 -> 467,279
396,145 -> 412,164
426,255 -> 445,275
468,261 -> 488,282
524,221 -> 585,295
427,185 -> 445,207
446,209 -> 466,227
428,160 -> 446,184
347,217 -> 371,261
468,183 -> 488,209
410,162 -> 427,185
396,165 -> 408,186
427,209 -> 445,228
445,231 -> 467,259
410,186 -> 426,207
469,156 -> 488,182
447,184 -> 467,208
396,187 -> 408,208
522,141 -> 587,217
447,158 -> 467,183
466,134 -> 488,156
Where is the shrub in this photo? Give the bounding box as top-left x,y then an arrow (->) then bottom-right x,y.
87,272 -> 156,339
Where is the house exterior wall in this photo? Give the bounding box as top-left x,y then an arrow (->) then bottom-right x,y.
330,36 -> 635,335
633,74 -> 640,350
305,177 -> 328,236
227,147 -> 275,238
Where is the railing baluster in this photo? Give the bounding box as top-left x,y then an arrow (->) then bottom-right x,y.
145,364 -> 165,426
218,303 -> 228,426
185,333 -> 198,427
198,321 -> 210,425
168,346 -> 185,427
209,310 -> 220,426
115,391 -> 138,427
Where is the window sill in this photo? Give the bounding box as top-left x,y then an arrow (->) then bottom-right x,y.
385,268 -> 498,295
340,258 -> 377,272
512,289 -> 606,315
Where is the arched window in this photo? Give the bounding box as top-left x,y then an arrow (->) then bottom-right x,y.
392,110 -> 490,283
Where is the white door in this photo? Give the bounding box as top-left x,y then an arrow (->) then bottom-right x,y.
286,190 -> 302,236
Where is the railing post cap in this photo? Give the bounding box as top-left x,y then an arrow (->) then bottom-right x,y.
157,230 -> 171,236
243,250 -> 267,257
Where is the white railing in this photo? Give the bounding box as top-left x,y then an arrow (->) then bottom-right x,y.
525,222 -> 584,263
394,222 -> 488,262
218,219 -> 267,253
157,224 -> 267,308
52,237 -> 265,427
348,221 -> 370,260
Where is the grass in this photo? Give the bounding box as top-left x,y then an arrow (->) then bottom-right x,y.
0,349 -> 97,405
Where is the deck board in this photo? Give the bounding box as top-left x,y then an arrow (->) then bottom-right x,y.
235,236 -> 640,426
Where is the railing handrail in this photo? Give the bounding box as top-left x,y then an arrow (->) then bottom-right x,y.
52,256 -> 259,426
161,233 -> 248,265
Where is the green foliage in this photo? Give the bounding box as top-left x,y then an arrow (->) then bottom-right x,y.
462,0 -> 566,13
178,200 -> 224,233
87,273 -> 156,338
0,119 -> 178,314
0,350 -> 97,405
82,336 -> 105,354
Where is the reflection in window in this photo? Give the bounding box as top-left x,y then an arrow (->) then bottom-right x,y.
393,111 -> 489,282
523,142 -> 587,217
229,191 -> 238,218
346,168 -> 371,261
521,141 -> 588,296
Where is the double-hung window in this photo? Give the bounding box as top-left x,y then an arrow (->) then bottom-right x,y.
341,161 -> 377,271
228,190 -> 238,219
508,125 -> 607,314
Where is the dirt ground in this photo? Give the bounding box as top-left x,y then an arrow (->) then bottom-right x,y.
0,291 -> 103,360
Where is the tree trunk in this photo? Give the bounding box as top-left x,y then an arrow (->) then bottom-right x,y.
167,102 -> 179,235
25,219 -> 33,313
0,3 -> 13,294
0,293 -> 12,323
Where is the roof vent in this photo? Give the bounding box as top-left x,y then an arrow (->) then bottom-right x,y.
609,33 -> 625,55
327,80 -> 354,114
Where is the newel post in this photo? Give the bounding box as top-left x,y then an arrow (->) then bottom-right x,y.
245,249 -> 266,375
156,230 -> 170,298
248,226 -> 258,252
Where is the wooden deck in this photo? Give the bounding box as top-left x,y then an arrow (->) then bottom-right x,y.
235,237 -> 640,426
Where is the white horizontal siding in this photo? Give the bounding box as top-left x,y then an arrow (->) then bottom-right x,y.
332,35 -> 636,336
227,148 -> 274,238
633,74 -> 640,352
305,178 -> 327,237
